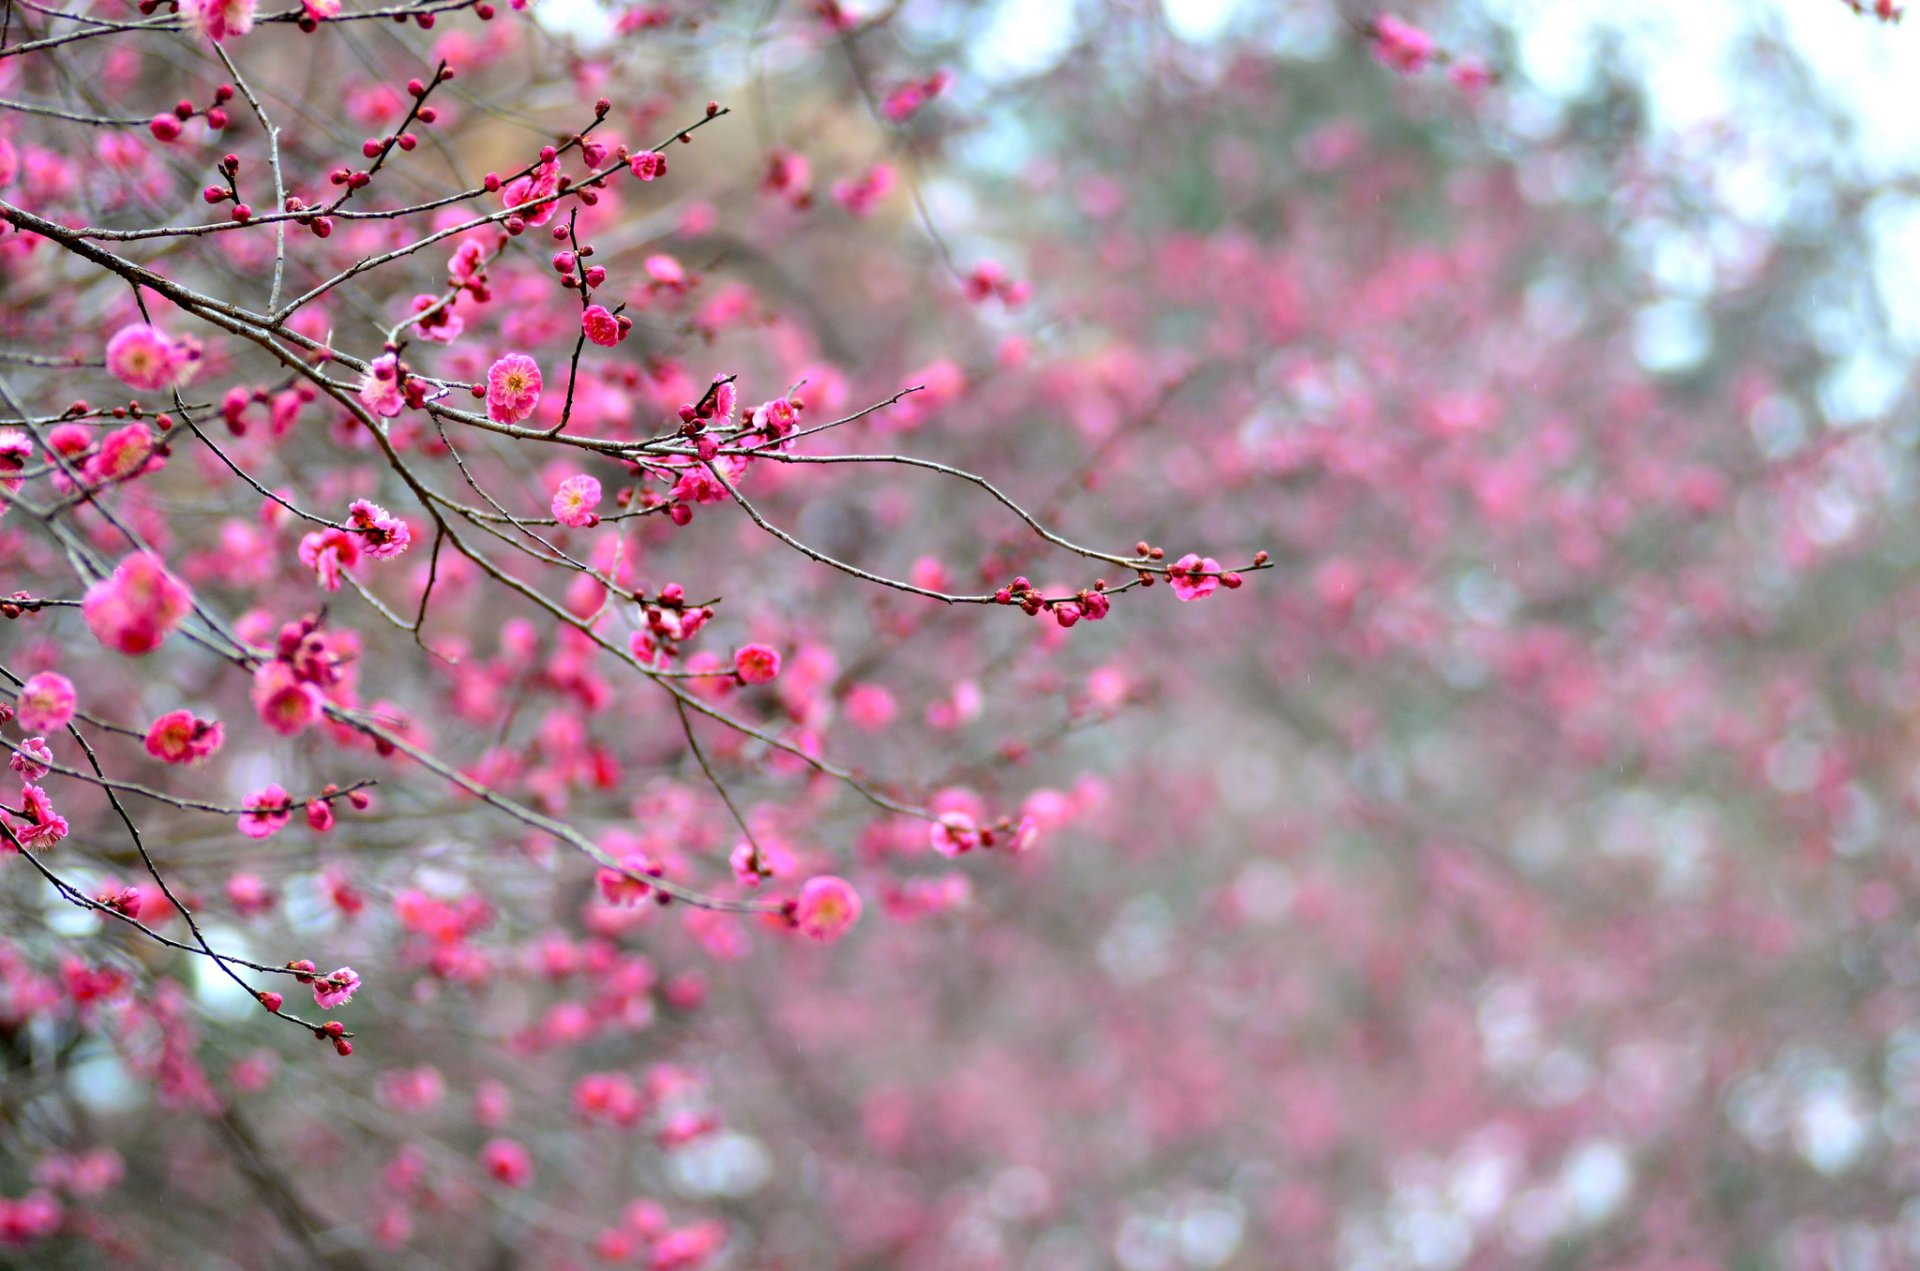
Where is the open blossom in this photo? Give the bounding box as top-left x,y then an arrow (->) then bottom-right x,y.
15,784 -> 68,847
486,354 -> 543,424
16,672 -> 76,734
551,474 -> 601,527
358,353 -> 405,418
9,738 -> 52,781
1371,15 -> 1435,73
0,430 -> 30,515
581,304 -> 624,347
629,150 -> 667,181
313,966 -> 361,1009
144,710 -> 224,764
237,785 -> 293,839
252,662 -> 325,736
105,323 -> 200,391
733,643 -> 781,684
82,424 -> 160,485
931,811 -> 981,857
792,875 -> 862,942
499,160 -> 560,226
346,499 -> 411,560
298,527 -> 363,592
82,553 -> 193,655
1168,553 -> 1222,602
182,0 -> 255,39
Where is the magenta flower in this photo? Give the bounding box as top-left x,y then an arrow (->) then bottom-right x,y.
793,875 -> 862,943
237,785 -> 293,840
144,710 -> 224,764
551,474 -> 601,527
733,643 -> 782,685
313,966 -> 361,1010
1168,553 -> 1222,602
82,553 -> 193,656
9,737 -> 52,781
486,354 -> 543,424
346,499 -> 412,560
15,672 -> 75,734
105,323 -> 198,391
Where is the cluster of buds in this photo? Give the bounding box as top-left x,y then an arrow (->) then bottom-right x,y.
369,344 -> 432,412
201,153 -> 253,223
993,576 -> 1114,628
148,82 -> 233,140
0,592 -> 45,620
962,261 -> 1030,308
550,239 -> 608,292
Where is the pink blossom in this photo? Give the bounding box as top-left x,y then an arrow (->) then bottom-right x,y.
105,323 -> 198,391
252,662 -> 325,736
1168,553 -> 1222,602
82,553 -> 193,655
182,0 -> 255,39
793,875 -> 862,942
313,966 -> 361,1009
237,785 -> 293,839
629,150 -> 667,181
145,710 -> 224,764
486,354 -> 543,424
581,304 -> 624,347
479,1137 -> 534,1187
225,872 -> 275,917
734,643 -> 781,684
14,784 -> 69,847
82,423 -> 160,485
298,527 -> 363,591
301,0 -> 339,18
9,737 -> 52,781
551,474 -> 601,527
346,499 -> 412,560
1371,15 -> 1435,74
499,160 -> 560,226
15,672 -> 75,734
930,811 -> 980,857
831,164 -> 896,217
358,353 -> 405,418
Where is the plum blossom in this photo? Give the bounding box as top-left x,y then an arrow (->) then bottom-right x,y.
581,304 -> 624,347
793,875 -> 862,942
1371,15 -> 1434,73
82,553 -> 193,655
479,1138 -> 534,1187
930,811 -> 980,857
182,0 -> 256,39
629,150 -> 667,181
551,474 -> 601,527
298,527 -> 363,592
358,353 -> 405,418
9,738 -> 52,781
252,662 -> 325,736
15,672 -> 75,734
346,499 -> 412,560
733,643 -> 781,684
313,966 -> 361,1009
487,354 -> 543,424
105,323 -> 199,391
14,784 -> 69,847
144,710 -> 224,764
1168,553 -> 1222,602
237,785 -> 293,839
